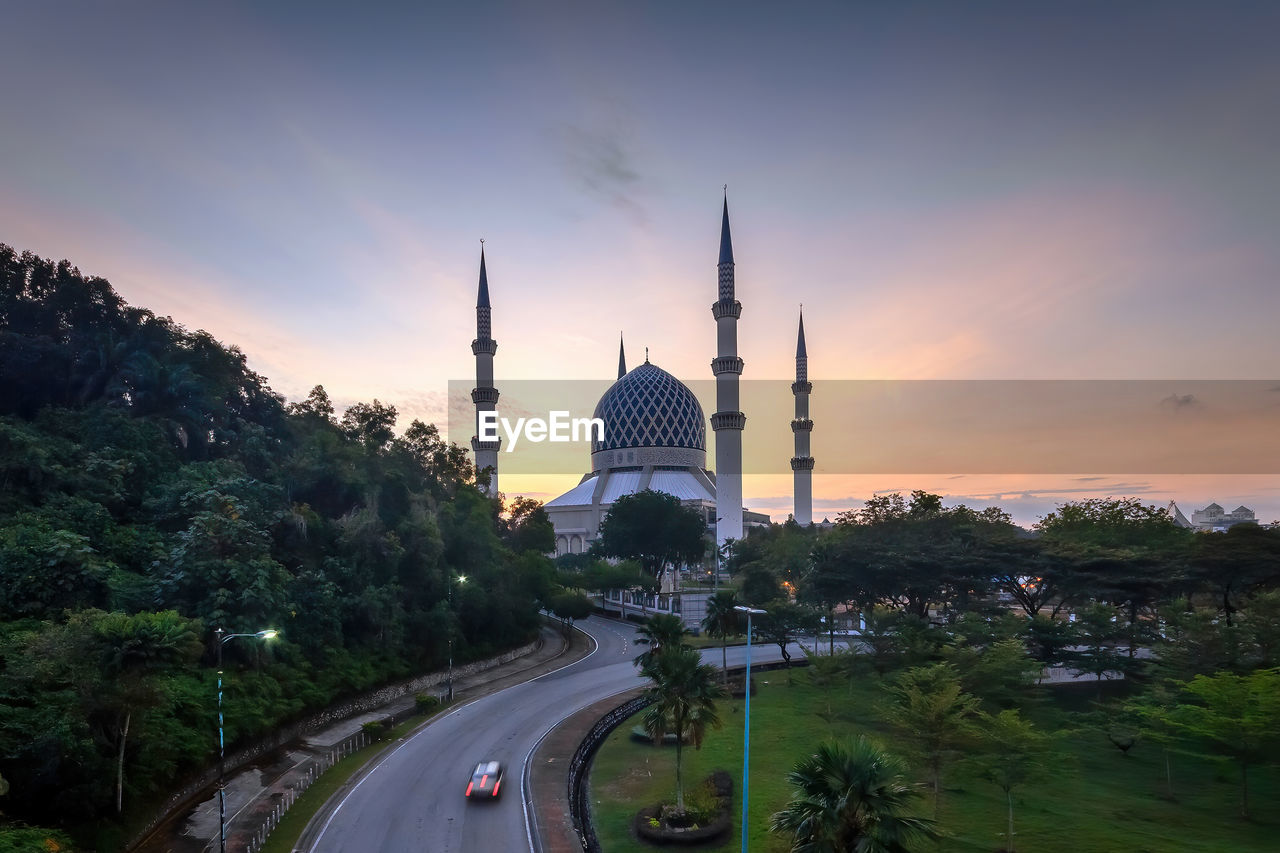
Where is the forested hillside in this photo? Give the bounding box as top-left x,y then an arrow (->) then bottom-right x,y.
0,244 -> 555,848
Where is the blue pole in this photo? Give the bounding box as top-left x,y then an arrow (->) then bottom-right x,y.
741,612 -> 752,853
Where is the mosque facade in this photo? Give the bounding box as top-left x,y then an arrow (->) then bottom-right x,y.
469,197 -> 812,559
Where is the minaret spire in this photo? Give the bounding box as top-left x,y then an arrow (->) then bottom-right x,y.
618,333 -> 627,379
791,306 -> 814,525
470,243 -> 500,497
711,191 -> 745,546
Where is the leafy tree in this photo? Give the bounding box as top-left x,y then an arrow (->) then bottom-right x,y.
547,590 -> 593,635
1036,498 -> 1190,641
971,709 -> 1059,853
1188,524 -> 1280,624
944,637 -> 1040,710
700,590 -> 740,681
756,600 -> 822,671
501,495 -> 555,555
640,646 -> 725,813
595,490 -> 705,580
769,736 -> 937,853
1073,603 -> 1132,693
1139,668 -> 1280,817
880,663 -> 982,817
807,654 -> 847,721
1023,614 -> 1079,674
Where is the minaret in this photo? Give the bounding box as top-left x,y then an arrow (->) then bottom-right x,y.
617,333 -> 627,379
711,193 -> 745,545
470,245 -> 500,497
790,308 -> 814,525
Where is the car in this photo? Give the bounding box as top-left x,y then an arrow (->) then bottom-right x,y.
465,760 -> 504,799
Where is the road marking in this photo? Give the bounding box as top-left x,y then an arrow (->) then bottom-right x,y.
310,625 -> 598,852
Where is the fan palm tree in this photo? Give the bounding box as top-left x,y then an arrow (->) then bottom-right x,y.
701,590 -> 739,682
770,737 -> 937,853
633,612 -> 690,669
641,646 -> 725,812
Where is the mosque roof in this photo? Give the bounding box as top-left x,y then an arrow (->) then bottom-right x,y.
592,361 -> 706,453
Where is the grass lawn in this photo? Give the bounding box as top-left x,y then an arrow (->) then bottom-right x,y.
588,669 -> 1280,852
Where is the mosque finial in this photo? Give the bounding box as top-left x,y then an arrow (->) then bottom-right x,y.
618,333 -> 627,379
718,191 -> 734,266
477,241 -> 490,309
645,346 -> 650,364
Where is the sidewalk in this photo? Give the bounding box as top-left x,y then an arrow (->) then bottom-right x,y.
137,622 -> 590,853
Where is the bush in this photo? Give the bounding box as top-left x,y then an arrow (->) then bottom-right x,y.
361,719 -> 392,742
415,693 -> 440,714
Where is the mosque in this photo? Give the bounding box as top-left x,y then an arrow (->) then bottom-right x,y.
468,196 -> 815,559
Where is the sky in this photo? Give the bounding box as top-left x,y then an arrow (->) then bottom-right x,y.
2,1 -> 1278,525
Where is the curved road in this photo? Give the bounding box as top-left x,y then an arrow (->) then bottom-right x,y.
307,616 -> 793,852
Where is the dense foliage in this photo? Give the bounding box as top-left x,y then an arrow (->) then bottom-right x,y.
0,245 -> 555,844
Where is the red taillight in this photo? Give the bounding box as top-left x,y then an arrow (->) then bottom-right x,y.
492,777 -> 501,796
466,781 -> 474,796
480,774 -> 488,788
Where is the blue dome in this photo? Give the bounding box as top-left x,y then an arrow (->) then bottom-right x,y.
592,362 -> 706,453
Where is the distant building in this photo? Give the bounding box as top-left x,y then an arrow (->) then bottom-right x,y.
1171,501 -> 1257,531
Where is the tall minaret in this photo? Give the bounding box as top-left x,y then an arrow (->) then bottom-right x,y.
617,333 -> 627,379
470,245 -> 500,497
711,193 -> 745,545
790,308 -> 814,525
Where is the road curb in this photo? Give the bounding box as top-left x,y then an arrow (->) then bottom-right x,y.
294,621 -> 593,852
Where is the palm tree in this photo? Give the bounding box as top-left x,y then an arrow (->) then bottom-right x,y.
770,737 -> 937,853
641,646 -> 725,812
701,590 -> 739,682
634,612 -> 690,669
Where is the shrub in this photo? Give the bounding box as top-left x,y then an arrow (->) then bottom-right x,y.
415,693 -> 440,714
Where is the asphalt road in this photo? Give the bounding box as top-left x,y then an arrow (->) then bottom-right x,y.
306,616 -> 794,853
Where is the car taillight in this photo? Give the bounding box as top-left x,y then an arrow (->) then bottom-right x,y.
480,774 -> 488,788
466,782 -> 474,796
492,778 -> 501,796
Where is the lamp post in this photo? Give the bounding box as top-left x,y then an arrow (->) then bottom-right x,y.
215,628 -> 278,853
734,605 -> 766,853
446,574 -> 468,702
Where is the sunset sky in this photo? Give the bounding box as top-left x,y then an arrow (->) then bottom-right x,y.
3,1 -> 1277,525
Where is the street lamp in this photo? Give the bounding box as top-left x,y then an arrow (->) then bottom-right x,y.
733,605 -> 766,853
215,628 -> 278,853
447,574 -> 468,702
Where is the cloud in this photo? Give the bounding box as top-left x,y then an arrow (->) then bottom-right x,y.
559,124 -> 648,225
1160,392 -> 1200,411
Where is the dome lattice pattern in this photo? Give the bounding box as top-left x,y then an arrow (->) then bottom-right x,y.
592,363 -> 706,453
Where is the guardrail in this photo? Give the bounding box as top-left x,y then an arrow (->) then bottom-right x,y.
240,727 -> 371,853
567,694 -> 654,853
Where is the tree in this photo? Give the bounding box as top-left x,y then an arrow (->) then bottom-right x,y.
93,611 -> 203,813
548,590 -> 594,636
634,613 -> 690,669
971,709 -> 1058,853
944,637 -> 1040,710
1140,668 -> 1280,818
1035,498 -> 1191,643
1072,603 -> 1132,694
880,663 -> 982,818
595,490 -> 706,580
701,590 -> 740,682
640,646 -> 725,813
769,737 -> 937,853
501,496 -> 555,555
1188,524 -> 1280,624
756,601 -> 822,672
